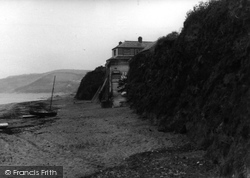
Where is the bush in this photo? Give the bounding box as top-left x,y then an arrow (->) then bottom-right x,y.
75,66 -> 106,100
127,0 -> 250,176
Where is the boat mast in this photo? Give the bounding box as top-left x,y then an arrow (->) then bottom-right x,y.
49,76 -> 56,110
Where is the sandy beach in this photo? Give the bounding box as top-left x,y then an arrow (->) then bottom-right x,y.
0,95 -> 216,178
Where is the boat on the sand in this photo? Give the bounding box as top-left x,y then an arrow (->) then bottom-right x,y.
29,75 -> 57,118
29,109 -> 57,117
0,123 -> 8,129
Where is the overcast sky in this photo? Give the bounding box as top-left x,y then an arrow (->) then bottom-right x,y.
0,0 -> 206,79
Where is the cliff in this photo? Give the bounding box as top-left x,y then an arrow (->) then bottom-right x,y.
127,0 -> 250,177
75,66 -> 106,100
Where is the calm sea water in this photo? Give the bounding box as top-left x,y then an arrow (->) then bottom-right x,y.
0,93 -> 64,105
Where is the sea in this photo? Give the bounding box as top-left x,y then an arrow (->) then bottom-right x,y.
0,93 -> 65,105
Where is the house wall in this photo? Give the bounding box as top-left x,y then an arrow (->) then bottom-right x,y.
102,38 -> 153,107
109,62 -> 129,98
110,63 -> 129,74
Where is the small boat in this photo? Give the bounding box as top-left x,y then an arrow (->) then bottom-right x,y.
22,114 -> 37,118
29,75 -> 57,118
0,123 -> 8,129
29,109 -> 57,117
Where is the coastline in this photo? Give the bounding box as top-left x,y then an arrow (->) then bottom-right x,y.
0,92 -> 67,106
0,93 -> 71,130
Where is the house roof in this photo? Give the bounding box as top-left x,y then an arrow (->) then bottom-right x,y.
106,56 -> 131,67
139,41 -> 157,53
107,55 -> 132,61
112,41 -> 154,50
128,41 -> 157,63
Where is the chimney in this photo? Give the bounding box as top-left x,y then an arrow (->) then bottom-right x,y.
119,41 -> 122,45
138,36 -> 142,43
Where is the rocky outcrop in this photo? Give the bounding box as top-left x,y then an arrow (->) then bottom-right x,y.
127,0 -> 250,177
75,66 -> 105,100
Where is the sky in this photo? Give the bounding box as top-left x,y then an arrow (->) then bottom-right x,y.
0,0 -> 206,79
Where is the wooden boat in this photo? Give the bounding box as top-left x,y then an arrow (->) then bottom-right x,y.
28,76 -> 57,118
29,109 -> 57,117
0,123 -> 8,129
22,115 -> 37,118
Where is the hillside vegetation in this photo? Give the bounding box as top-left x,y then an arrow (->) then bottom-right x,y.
0,69 -> 88,93
0,74 -> 42,93
127,0 -> 250,177
75,66 -> 106,100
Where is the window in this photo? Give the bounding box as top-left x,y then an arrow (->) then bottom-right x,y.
123,49 -> 132,55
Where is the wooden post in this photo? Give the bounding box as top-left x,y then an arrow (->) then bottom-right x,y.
49,76 -> 56,110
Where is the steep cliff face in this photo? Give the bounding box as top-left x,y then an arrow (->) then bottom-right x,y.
75,66 -> 106,100
127,0 -> 250,177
